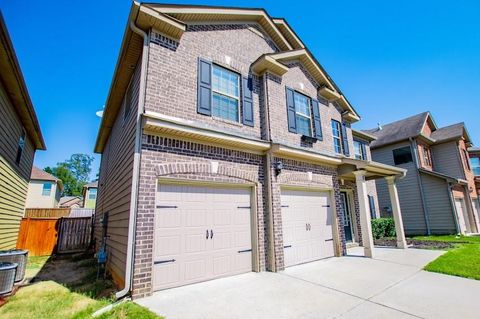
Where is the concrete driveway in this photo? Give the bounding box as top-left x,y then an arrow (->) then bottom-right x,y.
136,247 -> 480,319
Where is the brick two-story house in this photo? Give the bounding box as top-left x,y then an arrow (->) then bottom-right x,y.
94,2 -> 407,299
365,112 -> 479,236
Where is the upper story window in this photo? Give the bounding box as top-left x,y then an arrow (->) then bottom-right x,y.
15,129 -> 26,165
293,92 -> 312,136
470,156 -> 480,176
332,120 -> 343,154
285,87 -> 323,140
212,65 -> 240,122
393,146 -> 413,165
353,140 -> 367,160
331,120 -> 350,156
88,188 -> 97,200
422,146 -> 432,167
462,149 -> 471,171
42,182 -> 52,196
197,58 -> 254,127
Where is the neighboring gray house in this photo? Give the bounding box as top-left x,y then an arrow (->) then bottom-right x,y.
94,3 -> 407,299
365,112 -> 479,235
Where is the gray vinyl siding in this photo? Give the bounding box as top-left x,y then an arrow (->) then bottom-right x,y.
431,141 -> 464,179
95,59 -> 141,285
0,81 -> 35,249
420,172 -> 457,234
371,141 -> 427,235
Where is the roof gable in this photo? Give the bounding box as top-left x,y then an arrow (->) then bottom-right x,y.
365,112 -> 430,148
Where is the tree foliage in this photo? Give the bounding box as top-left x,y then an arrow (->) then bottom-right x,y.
44,154 -> 94,196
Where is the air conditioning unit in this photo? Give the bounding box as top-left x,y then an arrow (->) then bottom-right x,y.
0,262 -> 18,296
0,250 -> 28,282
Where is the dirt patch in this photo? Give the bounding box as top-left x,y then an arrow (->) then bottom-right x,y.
30,252 -> 116,299
374,238 -> 455,250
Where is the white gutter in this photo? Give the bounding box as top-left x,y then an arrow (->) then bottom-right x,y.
115,18 -> 150,299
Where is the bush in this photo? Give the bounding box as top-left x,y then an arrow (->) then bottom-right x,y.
371,218 -> 396,239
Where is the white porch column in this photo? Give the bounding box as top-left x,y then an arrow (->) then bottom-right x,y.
385,176 -> 407,249
353,170 -> 375,258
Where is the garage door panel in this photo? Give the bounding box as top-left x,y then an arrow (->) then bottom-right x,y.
154,184 -> 253,291
155,234 -> 181,256
281,189 -> 334,267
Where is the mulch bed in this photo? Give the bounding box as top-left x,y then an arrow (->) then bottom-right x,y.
374,238 -> 456,250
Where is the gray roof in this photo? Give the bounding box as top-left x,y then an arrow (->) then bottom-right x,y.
364,112 -> 430,149
430,122 -> 468,143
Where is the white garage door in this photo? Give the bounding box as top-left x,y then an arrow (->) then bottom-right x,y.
153,183 -> 253,291
282,189 -> 335,267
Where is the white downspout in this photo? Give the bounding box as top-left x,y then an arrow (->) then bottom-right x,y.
115,20 -> 150,300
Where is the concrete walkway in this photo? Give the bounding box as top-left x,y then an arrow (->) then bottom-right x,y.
136,247 -> 480,319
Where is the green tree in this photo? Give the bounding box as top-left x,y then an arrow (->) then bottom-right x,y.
44,154 -> 94,196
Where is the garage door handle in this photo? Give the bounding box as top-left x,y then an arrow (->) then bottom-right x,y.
154,259 -> 176,265
238,249 -> 252,253
325,239 -> 333,242
206,229 -> 209,239
210,229 -> 213,239
284,245 -> 292,249
156,205 -> 178,209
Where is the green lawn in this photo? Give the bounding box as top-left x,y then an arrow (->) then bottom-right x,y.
0,255 -> 162,319
412,235 -> 480,280
0,281 -> 159,319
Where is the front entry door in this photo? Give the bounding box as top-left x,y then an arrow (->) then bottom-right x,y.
340,192 -> 353,242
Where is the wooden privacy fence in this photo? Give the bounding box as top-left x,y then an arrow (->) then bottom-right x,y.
16,216 -> 93,256
16,218 -> 59,256
24,208 -> 71,218
57,217 -> 93,253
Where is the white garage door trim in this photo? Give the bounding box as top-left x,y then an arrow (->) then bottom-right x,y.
152,180 -> 259,291
281,186 -> 337,268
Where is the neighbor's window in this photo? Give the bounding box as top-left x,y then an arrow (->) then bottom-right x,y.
88,188 -> 97,200
42,182 -> 52,196
15,129 -> 26,165
212,65 -> 240,122
463,149 -> 471,171
354,140 -> 366,160
393,146 -> 413,165
293,91 -> 312,136
470,156 -> 480,176
422,146 -> 432,167
331,120 -> 342,154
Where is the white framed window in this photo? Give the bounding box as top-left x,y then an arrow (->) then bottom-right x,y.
293,91 -> 312,136
212,65 -> 240,122
88,188 -> 97,200
332,120 -> 342,154
423,147 -> 432,167
471,156 -> 480,176
354,140 -> 366,160
42,182 -> 52,196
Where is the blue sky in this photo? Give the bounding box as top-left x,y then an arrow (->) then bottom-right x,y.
3,0 -> 480,179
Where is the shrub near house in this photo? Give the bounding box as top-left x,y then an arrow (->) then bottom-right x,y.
372,218 -> 396,239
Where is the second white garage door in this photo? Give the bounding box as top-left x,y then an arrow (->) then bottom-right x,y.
282,189 -> 335,267
153,183 -> 253,291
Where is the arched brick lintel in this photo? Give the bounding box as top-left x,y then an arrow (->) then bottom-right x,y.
155,161 -> 258,183
276,172 -> 334,188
